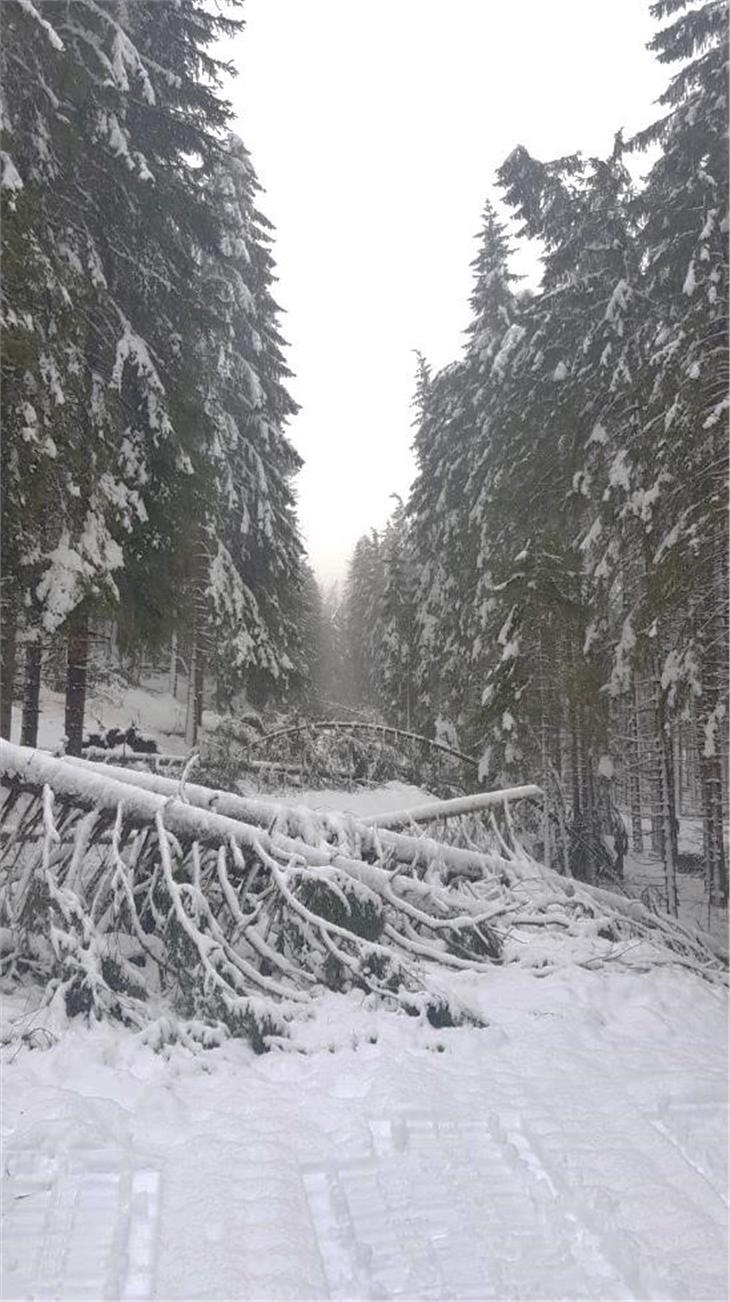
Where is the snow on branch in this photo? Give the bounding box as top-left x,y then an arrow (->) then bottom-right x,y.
15,0 -> 64,51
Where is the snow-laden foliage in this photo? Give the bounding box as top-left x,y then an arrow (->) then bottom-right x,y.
340,0 -> 728,911
1,1 -> 304,750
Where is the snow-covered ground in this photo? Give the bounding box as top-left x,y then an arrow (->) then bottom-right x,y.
4,683 -> 727,1299
289,781 -> 439,817
2,966 -> 727,1302
6,678 -> 190,756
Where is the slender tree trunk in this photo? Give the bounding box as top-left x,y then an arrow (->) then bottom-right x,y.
583,752 -> 597,886
651,657 -> 678,915
540,724 -> 551,870
169,631 -> 178,699
20,641 -> 43,748
673,727 -> 682,818
696,652 -> 728,909
628,674 -> 644,852
195,655 -> 204,728
65,606 -> 90,756
650,741 -> 665,857
0,587 -> 18,740
569,706 -> 581,816
184,628 -> 198,749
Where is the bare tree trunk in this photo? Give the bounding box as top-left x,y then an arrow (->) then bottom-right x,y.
696,626 -> 728,908
65,606 -> 90,756
169,631 -> 178,699
195,655 -> 205,728
673,726 -> 682,818
184,629 -> 198,749
0,587 -> 18,740
650,744 -> 665,857
20,641 -> 43,748
651,657 -> 679,916
541,751 -> 551,871
628,674 -> 644,852
569,706 -> 581,816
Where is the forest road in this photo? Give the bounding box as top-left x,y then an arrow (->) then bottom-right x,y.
1,969 -> 727,1301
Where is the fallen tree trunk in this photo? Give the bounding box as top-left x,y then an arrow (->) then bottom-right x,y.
360,785 -> 543,829
64,753 -> 516,881
1,742 -> 725,1057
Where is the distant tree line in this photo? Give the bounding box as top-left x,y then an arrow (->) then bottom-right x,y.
1,0 -> 307,750
339,0 -> 728,907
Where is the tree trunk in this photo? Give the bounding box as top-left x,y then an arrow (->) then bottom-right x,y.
169,631 -> 178,698
569,706 -> 581,816
20,641 -> 43,748
673,726 -> 682,819
651,658 -> 678,916
699,753 -> 727,908
0,588 -> 18,740
628,675 -> 644,852
195,655 -> 204,729
184,628 -> 198,749
650,741 -> 665,858
65,607 -> 90,756
695,565 -> 729,909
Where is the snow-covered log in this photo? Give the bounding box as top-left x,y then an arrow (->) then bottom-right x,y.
1,742 -> 725,1055
64,753 -> 525,882
360,785 -> 543,828
0,743 -> 505,1048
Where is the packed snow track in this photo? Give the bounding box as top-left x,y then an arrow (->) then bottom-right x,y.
2,965 -> 727,1302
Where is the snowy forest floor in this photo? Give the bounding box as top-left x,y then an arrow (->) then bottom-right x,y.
2,965 -> 727,1301
3,680 -> 728,1301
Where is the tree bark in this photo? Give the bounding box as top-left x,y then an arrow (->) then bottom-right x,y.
628,674 -> 644,852
195,654 -> 204,728
184,627 -> 198,749
699,752 -> 727,908
65,607 -> 90,756
651,657 -> 679,916
0,587 -> 18,740
20,641 -> 43,748
169,631 -> 178,699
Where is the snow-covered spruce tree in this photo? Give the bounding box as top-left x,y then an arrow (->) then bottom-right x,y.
192,136 -> 304,727
379,499 -> 419,730
467,149 -> 642,874
629,0 -> 728,905
409,357 -> 475,733
342,532 -> 386,711
0,0 -> 247,750
409,207 -> 520,744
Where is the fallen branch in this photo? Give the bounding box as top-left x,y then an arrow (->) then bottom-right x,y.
251,719 -> 479,768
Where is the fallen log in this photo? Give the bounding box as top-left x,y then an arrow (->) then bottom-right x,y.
360,785 -> 543,829
64,753 -> 512,881
2,742 -> 724,1057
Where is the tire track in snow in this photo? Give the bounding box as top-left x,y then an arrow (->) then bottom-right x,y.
303,1113 -> 634,1299
1,1149 -> 160,1301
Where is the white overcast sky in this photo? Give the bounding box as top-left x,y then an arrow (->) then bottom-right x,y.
220,1 -> 668,586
